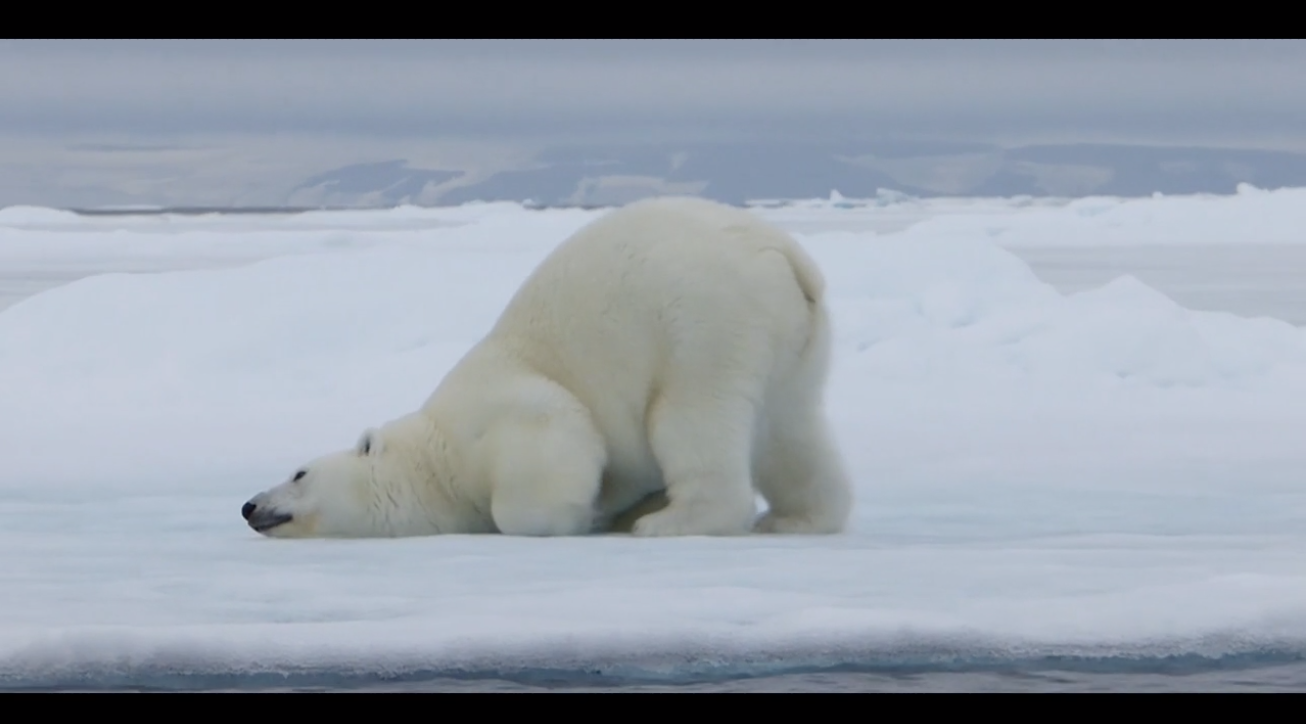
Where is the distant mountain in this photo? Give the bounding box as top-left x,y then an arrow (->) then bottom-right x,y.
284,142 -> 1306,208
987,144 -> 1304,197
436,142 -> 939,206
287,159 -> 462,207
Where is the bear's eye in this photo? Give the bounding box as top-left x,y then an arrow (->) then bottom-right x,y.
292,470 -> 306,482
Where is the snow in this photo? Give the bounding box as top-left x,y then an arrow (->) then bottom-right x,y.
0,188 -> 1302,687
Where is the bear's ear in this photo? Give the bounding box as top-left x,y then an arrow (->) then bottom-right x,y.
356,428 -> 382,457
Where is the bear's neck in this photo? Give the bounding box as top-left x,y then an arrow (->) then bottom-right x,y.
371,413 -> 489,536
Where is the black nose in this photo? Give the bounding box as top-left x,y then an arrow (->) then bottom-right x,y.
242,502 -> 256,520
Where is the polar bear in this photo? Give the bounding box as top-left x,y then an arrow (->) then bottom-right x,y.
241,196 -> 852,538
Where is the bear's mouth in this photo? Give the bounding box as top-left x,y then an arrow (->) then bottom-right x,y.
248,511 -> 293,533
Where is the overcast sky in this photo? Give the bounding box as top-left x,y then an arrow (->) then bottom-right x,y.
2,39 -> 1302,146
0,40 -> 1302,207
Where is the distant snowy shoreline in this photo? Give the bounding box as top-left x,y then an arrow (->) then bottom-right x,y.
1,182 -> 1300,220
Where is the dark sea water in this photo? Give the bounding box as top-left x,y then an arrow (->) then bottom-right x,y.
259,666 -> 1307,692
14,668 -> 1305,693
9,653 -> 1304,692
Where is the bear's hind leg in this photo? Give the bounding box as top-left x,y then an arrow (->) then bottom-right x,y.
752,409 -> 851,535
753,299 -> 851,534
632,391 -> 758,537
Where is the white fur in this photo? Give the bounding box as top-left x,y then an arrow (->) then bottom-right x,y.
242,196 -> 852,538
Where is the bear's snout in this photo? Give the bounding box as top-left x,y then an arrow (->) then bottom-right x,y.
243,498 -> 293,534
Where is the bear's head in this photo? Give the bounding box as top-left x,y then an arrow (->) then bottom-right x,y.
242,427 -> 387,538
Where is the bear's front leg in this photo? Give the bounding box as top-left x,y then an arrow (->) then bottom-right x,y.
486,412 -> 607,537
